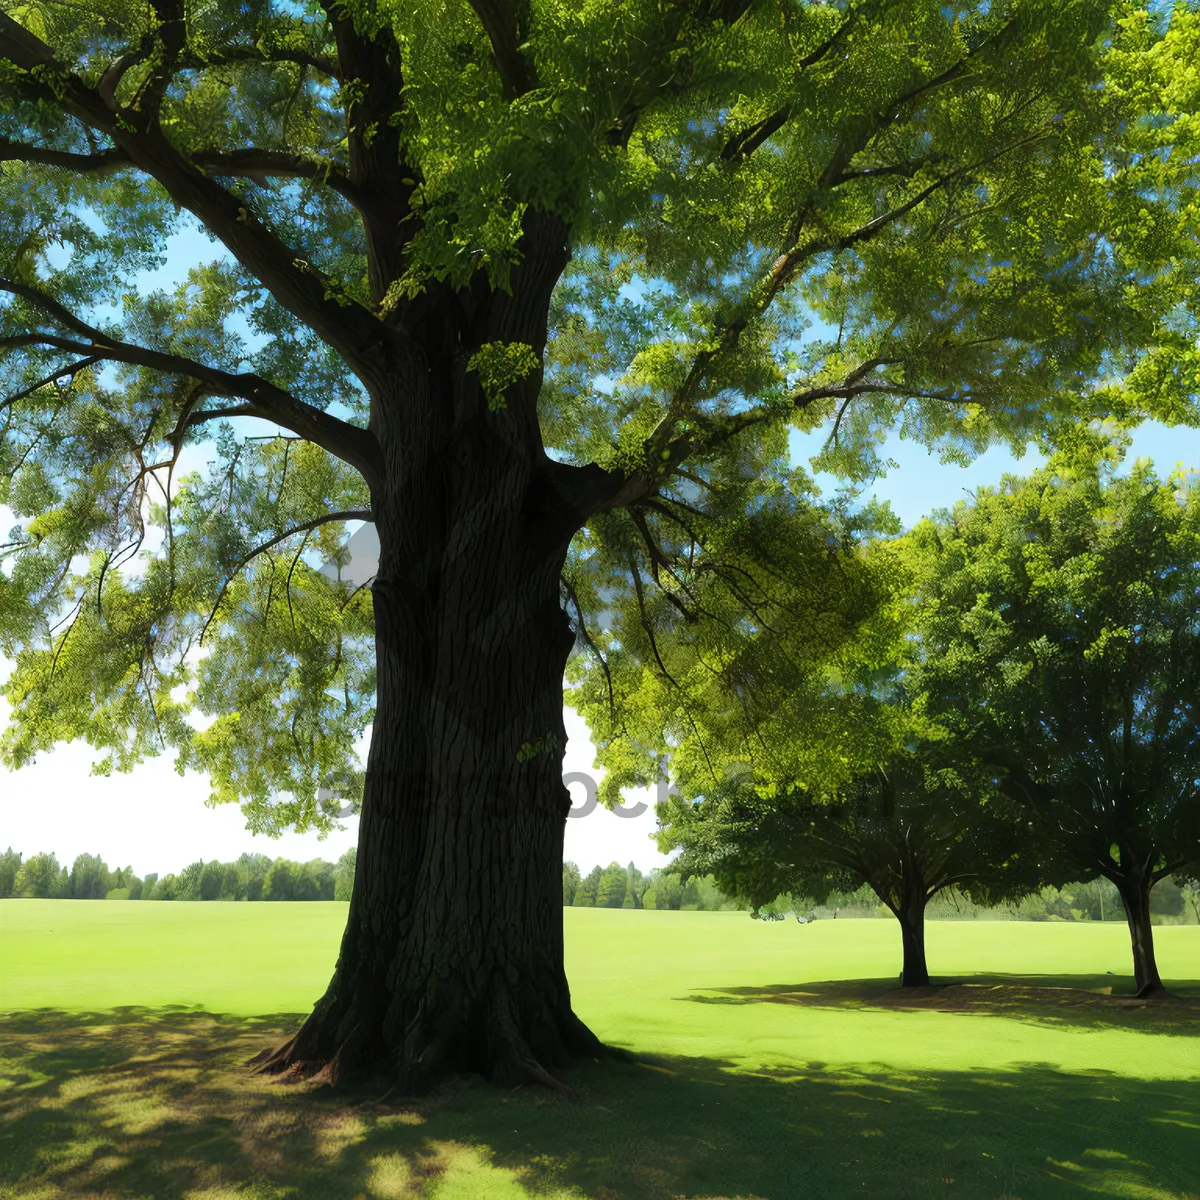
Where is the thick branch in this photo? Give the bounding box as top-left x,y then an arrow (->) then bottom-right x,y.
0,277 -> 384,485
0,13 -> 394,383
189,149 -> 376,213
0,138 -> 126,172
316,0 -> 418,304
0,138 -> 374,213
176,45 -> 339,80
465,0 -> 534,99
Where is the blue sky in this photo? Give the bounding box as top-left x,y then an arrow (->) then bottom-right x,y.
2,221 -> 1198,876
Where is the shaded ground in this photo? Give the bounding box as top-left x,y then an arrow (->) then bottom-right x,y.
2,1002 -> 1199,1200
691,972 -> 1200,1037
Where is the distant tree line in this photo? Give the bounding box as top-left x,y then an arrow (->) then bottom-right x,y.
562,861 -> 744,910
561,862 -> 1200,925
752,877 -> 1200,924
0,848 -> 357,901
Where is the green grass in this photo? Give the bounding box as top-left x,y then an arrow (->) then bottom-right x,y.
2,903 -> 1199,1199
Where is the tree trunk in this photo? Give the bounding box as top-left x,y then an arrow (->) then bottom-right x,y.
255,247 -> 612,1090
1116,874 -> 1167,998
896,896 -> 931,988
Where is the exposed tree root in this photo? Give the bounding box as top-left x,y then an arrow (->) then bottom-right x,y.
249,979 -> 616,1096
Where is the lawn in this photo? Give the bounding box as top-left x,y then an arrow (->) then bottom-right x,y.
1,903 -> 1198,1200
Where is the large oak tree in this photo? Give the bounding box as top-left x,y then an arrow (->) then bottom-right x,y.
1,0 -> 1197,1089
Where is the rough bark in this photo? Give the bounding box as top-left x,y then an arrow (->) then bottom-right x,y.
254,216 -> 612,1092
1115,873 -> 1167,998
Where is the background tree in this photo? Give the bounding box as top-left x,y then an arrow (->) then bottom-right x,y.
262,858 -> 299,902
573,865 -> 602,909
333,847 -> 356,903
561,861 -> 581,907
199,859 -> 225,900
68,852 -> 111,899
595,862 -> 630,909
236,853 -> 273,901
2,0 -> 1197,1089
0,846 -> 20,897
913,434 -> 1200,996
12,850 -> 61,897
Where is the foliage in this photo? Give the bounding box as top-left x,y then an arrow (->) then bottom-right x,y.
333,846 -> 355,901
0,0 -> 1195,839
562,859 -> 743,911
0,845 -> 19,897
912,435 -> 1200,895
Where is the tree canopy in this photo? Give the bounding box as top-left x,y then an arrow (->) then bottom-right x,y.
0,0 -> 1196,820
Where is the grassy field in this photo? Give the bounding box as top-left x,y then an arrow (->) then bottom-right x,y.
1,903 -> 1198,1200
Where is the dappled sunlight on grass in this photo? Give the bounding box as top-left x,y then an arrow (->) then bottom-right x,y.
1,1009 -> 1199,1199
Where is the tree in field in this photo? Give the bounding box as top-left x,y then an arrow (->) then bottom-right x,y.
12,850 -> 62,897
644,582 -> 1046,986
593,861 -> 628,908
262,857 -> 299,901
69,851 -> 112,898
912,434 -> 1200,996
1179,874 -> 1200,925
2,0 -> 1198,1089
0,846 -> 20,897
664,743 -> 1046,984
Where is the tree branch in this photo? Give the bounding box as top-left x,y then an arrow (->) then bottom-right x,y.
176,45 -> 338,80
0,138 -> 375,213
0,138 -> 126,172
188,148 -> 376,213
0,277 -> 384,486
0,12 -> 395,383
198,507 -> 374,647
465,0 -> 535,99
0,355 -> 100,412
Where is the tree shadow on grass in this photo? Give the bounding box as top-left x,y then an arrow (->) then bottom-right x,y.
686,974 -> 1200,1037
1,1007 -> 1198,1200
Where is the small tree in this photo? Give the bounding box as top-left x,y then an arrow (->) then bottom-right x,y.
0,847 -> 21,898
663,741 -> 1038,985
1178,874 -> 1200,926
